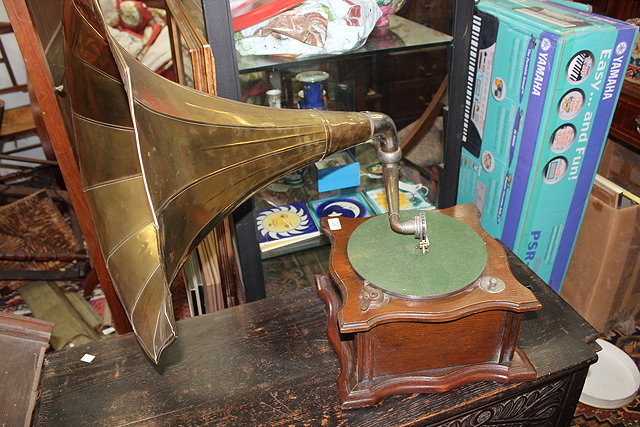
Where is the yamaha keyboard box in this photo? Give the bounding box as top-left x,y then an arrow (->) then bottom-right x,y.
457,0 -> 637,291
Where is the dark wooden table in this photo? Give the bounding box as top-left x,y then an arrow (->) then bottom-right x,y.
34,252 -> 598,426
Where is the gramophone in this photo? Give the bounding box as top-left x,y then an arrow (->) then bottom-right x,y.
64,0 -> 541,408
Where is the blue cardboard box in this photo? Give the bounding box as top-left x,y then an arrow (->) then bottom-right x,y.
314,150 -> 360,192
457,0 -> 637,291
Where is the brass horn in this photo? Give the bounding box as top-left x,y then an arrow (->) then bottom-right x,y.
64,0 -> 426,362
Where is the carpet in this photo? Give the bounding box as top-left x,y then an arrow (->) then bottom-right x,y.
262,244 -> 331,297
0,288 -> 31,316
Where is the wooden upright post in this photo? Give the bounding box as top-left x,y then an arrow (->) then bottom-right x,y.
3,0 -> 131,333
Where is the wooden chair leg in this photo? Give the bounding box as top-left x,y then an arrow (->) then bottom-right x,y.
83,269 -> 99,297
400,75 -> 448,155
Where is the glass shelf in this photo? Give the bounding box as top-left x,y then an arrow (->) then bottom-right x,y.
236,15 -> 452,73
180,1 -> 452,74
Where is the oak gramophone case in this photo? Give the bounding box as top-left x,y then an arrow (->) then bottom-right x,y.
457,0 -> 637,291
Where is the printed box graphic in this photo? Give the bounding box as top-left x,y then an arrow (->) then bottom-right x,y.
457,0 -> 637,291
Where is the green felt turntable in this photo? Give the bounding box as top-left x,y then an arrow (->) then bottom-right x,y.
316,204 -> 542,409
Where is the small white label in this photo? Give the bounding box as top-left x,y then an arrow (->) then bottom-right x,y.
102,326 -> 116,335
80,353 -> 96,363
328,218 -> 342,230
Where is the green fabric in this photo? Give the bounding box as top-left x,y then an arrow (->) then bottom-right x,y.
347,210 -> 487,297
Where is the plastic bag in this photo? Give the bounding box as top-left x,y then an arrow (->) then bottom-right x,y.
235,0 -> 382,57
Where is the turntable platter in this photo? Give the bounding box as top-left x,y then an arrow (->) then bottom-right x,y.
347,210 -> 487,298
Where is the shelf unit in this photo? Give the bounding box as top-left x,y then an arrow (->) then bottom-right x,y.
169,0 -> 477,299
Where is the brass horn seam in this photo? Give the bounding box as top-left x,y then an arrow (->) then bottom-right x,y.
83,173 -> 143,192
152,307 -> 163,361
104,219 -> 154,262
129,263 -> 162,325
199,133 -> 323,151
152,297 -> 176,358
68,48 -> 124,85
133,99 -> 327,130
73,112 -> 134,131
152,144 -> 322,216
69,0 -> 109,44
317,112 -> 331,160
114,58 -> 159,231
151,302 -> 177,363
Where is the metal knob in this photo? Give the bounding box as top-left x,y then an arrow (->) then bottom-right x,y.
479,276 -> 505,293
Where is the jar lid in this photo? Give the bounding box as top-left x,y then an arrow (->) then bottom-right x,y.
580,339 -> 640,409
295,71 -> 329,83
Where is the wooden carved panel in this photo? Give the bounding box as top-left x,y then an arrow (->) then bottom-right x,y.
435,379 -> 569,426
